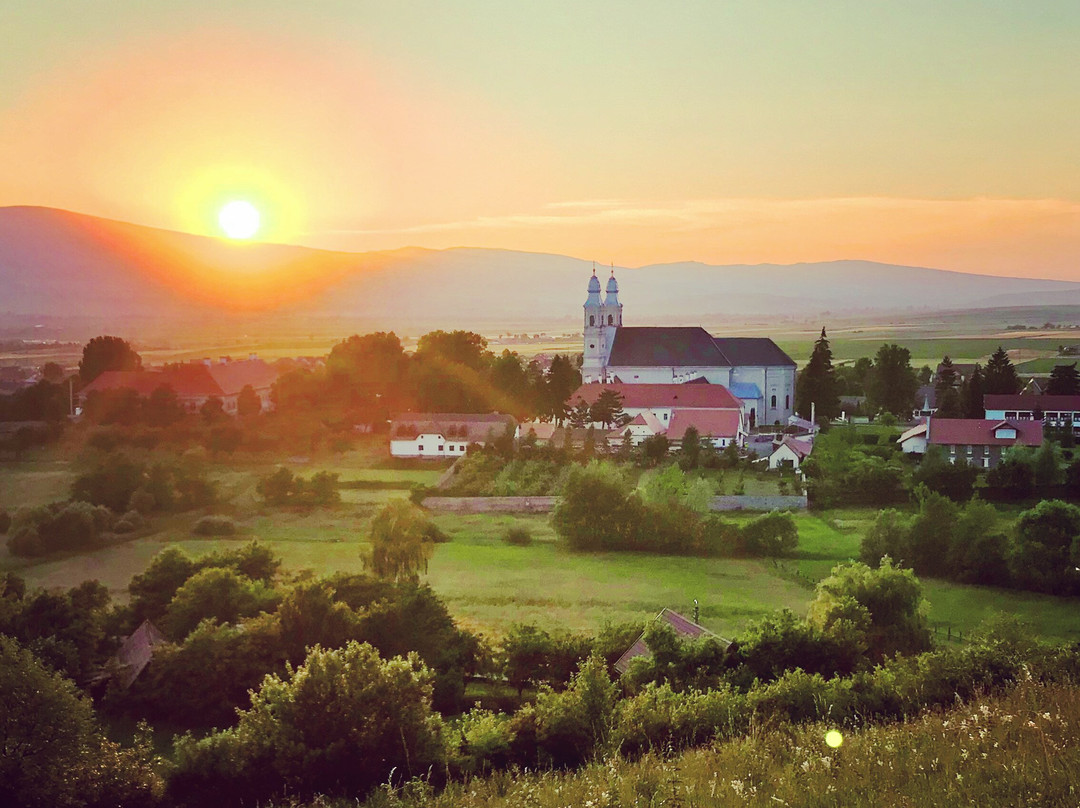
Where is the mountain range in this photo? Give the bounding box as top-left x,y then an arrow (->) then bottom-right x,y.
3,206 -> 1079,332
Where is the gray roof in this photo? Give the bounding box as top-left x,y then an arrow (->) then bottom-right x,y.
711,337 -> 796,367
607,327 -> 726,367
606,328 -> 795,369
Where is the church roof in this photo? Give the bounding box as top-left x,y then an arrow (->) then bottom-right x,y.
570,382 -> 742,410
711,337 -> 796,367
607,327 -> 727,367
605,327 -> 795,368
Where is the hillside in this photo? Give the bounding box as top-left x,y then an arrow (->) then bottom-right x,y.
3,206 -> 1080,330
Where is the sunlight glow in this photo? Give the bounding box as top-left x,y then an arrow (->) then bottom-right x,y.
218,200 -> 261,239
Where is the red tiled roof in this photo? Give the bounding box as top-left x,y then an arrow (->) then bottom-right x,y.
83,359 -> 279,400
984,394 -> 1080,411
570,383 -> 742,410
666,408 -> 742,440
774,436 -> 813,459
928,418 -> 1043,447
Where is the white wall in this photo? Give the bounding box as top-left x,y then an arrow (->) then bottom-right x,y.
390,433 -> 469,458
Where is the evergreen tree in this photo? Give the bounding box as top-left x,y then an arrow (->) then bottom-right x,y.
960,364 -> 986,419
934,356 -> 961,419
1047,363 -> 1080,396
795,328 -> 840,421
984,346 -> 1021,395
589,388 -> 626,429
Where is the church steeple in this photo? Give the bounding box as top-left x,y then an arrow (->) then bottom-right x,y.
582,267 -> 607,383
603,269 -> 622,327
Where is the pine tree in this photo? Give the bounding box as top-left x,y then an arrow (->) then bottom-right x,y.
1047,363 -> 1080,396
960,364 -> 986,419
795,328 -> 840,421
934,356 -> 961,418
984,347 -> 1021,395
866,344 -> 919,418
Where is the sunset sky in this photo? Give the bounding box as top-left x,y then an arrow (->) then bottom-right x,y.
4,1 -> 1080,278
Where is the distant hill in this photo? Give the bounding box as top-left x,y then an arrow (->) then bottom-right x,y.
3,205 -> 1080,330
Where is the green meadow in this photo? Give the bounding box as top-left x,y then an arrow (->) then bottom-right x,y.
3,456 -> 1080,644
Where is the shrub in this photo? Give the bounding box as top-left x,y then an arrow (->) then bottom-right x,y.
7,500 -> 116,557
503,526 -> 532,546
192,516 -> 238,536
740,511 -> 798,556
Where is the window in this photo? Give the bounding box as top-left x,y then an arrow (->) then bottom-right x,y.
949,445 -> 956,454
1005,411 -> 1018,419
983,445 -> 990,454
418,445 -> 424,451
589,343 -> 595,349
785,395 -> 790,409
966,445 -> 973,455
771,395 -> 777,408
983,458 -> 990,468
589,315 -> 595,326
438,445 -> 444,451
607,315 -> 613,325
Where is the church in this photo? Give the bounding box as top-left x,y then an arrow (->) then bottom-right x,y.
581,271 -> 796,427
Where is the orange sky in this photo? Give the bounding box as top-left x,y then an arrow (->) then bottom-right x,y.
3,3 -> 1080,279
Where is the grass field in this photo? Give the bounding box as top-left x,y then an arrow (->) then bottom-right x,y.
3,456 -> 1080,644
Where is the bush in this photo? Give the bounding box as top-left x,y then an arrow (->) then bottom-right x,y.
192,516 -> 238,536
113,509 -> 147,535
7,500 -> 116,557
503,526 -> 532,546
740,511 -> 798,556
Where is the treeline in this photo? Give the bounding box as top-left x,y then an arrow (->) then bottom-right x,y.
863,490 -> 1080,594
275,330 -> 581,424
3,451 -> 215,557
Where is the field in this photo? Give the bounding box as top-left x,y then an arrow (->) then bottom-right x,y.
4,452 -> 1080,645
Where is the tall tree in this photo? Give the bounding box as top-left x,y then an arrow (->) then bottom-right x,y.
866,344 -> 919,418
934,356 -> 961,419
960,364 -> 986,419
364,500 -> 437,584
414,330 -> 491,371
795,328 -> 840,421
78,336 -> 141,384
984,346 -> 1021,395
545,354 -> 582,422
326,332 -> 410,412
1047,363 -> 1080,396
589,388 -> 626,429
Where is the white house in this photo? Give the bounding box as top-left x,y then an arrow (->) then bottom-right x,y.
389,432 -> 470,458
897,421 -> 929,454
608,411 -> 666,447
768,436 -> 813,470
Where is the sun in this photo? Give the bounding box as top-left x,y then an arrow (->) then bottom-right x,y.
218,200 -> 261,239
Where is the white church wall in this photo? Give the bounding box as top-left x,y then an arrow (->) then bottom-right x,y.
606,366 -> 732,385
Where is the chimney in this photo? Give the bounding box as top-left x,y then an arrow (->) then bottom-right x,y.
202,358 -> 211,367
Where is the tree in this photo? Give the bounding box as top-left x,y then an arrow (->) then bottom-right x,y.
569,399 -> 592,428
933,355 -> 962,418
237,384 -> 262,417
171,641 -> 444,803
1010,499 -> 1080,594
144,385 -> 184,427
41,361 -> 65,383
364,500 -> 437,584
866,344 -> 919,418
415,330 -> 491,370
960,364 -> 986,419
589,388 -> 626,429
984,346 -> 1021,395
326,331 -> 410,411
639,433 -> 671,466
78,335 -> 141,384
678,425 -> 702,469
0,637 -> 163,807
795,328 -> 840,421
544,354 -> 582,421
163,567 -> 280,639
552,461 -> 638,551
807,559 -> 931,662
912,446 -> 978,501
1033,440 -> 1064,487
1047,363 -> 1080,396
200,396 -> 225,424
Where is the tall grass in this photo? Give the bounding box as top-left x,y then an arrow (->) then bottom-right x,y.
292,679 -> 1080,807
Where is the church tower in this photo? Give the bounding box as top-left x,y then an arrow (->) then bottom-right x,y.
582,270 -> 605,383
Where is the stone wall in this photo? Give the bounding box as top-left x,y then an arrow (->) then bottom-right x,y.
421,494 -> 806,514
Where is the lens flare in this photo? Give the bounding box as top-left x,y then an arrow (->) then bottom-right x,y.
825,730 -> 843,748
218,200 -> 261,239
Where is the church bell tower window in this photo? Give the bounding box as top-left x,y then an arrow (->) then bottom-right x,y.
589,315 -> 595,326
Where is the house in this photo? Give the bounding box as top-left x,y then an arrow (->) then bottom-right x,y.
613,608 -> 730,675
666,408 -> 744,449
905,417 -> 1043,468
516,421 -> 559,443
984,394 -> 1080,434
389,412 -> 516,458
80,356 -> 279,414
897,420 -> 929,454
608,411 -> 666,447
768,436 -> 814,470
114,619 -> 167,689
580,272 -> 797,425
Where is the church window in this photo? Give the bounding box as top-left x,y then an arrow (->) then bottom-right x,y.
589,343 -> 595,349
771,395 -> 777,408
785,395 -> 790,409
589,315 -> 595,326
607,315 -> 613,325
